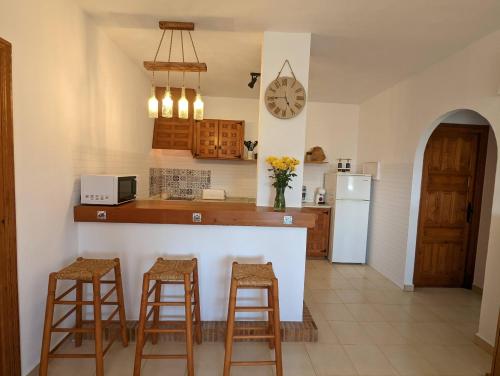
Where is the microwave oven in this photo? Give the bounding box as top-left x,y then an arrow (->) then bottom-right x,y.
81,175 -> 137,205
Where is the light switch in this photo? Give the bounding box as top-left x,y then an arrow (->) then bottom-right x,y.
283,215 -> 293,225
192,213 -> 202,223
97,210 -> 107,220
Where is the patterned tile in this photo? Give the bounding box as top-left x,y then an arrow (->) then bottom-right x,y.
149,168 -> 211,198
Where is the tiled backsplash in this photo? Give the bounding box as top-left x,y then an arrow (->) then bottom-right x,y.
150,168 -> 211,199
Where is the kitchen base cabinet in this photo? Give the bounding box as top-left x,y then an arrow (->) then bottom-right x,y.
303,207 -> 331,258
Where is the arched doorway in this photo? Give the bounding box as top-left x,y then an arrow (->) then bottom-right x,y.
404,109 -> 497,289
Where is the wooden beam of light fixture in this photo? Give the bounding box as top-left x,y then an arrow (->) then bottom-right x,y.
159,21 -> 194,30
143,61 -> 207,72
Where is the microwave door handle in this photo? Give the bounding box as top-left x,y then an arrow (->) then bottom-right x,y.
132,178 -> 137,196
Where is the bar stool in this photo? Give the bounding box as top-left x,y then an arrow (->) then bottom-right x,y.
134,258 -> 202,376
223,262 -> 283,376
39,257 -> 128,376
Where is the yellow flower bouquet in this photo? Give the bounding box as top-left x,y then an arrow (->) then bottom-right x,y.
266,156 -> 300,211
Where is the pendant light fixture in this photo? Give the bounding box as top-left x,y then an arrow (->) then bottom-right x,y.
148,85 -> 159,118
144,21 -> 207,120
193,73 -> 204,121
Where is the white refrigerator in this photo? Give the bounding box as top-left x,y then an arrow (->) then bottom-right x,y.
324,173 -> 372,263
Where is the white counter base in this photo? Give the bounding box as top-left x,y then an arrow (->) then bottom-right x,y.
77,223 -> 307,321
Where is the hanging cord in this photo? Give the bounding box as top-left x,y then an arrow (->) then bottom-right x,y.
188,31 -> 201,90
167,30 -> 173,86
152,29 -> 167,82
275,59 -> 297,82
180,30 -> 185,86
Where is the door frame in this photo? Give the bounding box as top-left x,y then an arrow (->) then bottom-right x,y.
0,37 -> 21,375
414,123 -> 489,288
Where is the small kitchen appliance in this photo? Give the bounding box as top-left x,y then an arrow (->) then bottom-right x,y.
314,188 -> 326,205
81,175 -> 137,205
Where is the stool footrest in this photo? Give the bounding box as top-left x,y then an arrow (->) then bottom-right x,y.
144,328 -> 186,333
49,353 -> 96,359
235,306 -> 273,312
231,360 -> 276,366
142,354 -> 187,360
233,334 -> 274,340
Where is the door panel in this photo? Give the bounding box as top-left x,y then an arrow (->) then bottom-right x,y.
218,120 -> 243,159
414,124 -> 488,287
195,119 -> 218,158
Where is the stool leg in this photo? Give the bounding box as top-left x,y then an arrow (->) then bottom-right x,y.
267,286 -> 275,349
134,273 -> 150,376
193,259 -> 202,344
152,280 -> 161,345
75,281 -> 83,347
184,274 -> 195,376
271,279 -> 283,376
39,274 -> 57,376
223,278 -> 237,376
93,276 -> 104,376
114,259 -> 129,347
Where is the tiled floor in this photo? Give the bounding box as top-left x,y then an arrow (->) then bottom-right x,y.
44,260 -> 492,375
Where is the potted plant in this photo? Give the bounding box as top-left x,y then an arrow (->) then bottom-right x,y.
243,140 -> 258,160
266,156 -> 300,211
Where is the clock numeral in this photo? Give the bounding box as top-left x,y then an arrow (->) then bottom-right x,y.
281,78 -> 287,86
295,88 -> 303,93
296,95 -> 304,100
273,107 -> 280,115
267,96 -> 275,101
282,109 -> 287,117
268,87 -> 276,93
290,108 -> 296,116
268,102 -> 276,109
295,103 -> 302,110
274,80 -> 281,89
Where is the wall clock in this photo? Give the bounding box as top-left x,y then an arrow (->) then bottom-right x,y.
265,60 -> 306,119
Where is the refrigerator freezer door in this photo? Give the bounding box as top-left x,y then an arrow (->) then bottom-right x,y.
329,200 -> 370,263
335,174 -> 371,201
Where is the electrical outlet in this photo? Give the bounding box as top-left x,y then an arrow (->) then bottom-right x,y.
192,212 -> 202,223
97,210 -> 107,220
283,215 -> 293,225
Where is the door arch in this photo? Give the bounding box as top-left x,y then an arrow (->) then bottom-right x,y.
404,109 -> 498,289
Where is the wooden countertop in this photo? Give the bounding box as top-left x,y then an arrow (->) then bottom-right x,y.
74,200 -> 317,228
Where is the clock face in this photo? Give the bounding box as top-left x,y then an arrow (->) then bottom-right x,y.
265,76 -> 306,119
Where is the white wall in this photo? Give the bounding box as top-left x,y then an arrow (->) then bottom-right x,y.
0,0 -> 151,373
257,32 -> 311,207
357,29 -> 500,345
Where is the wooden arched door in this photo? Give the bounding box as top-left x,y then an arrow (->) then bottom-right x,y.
414,123 -> 489,287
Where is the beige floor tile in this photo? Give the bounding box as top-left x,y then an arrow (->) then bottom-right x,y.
361,322 -> 407,345
415,344 -> 486,375
336,289 -> 367,303
402,304 -> 443,322
194,342 -> 225,373
371,304 -> 415,322
142,341 -> 188,376
329,321 -> 374,345
319,303 -> 356,321
343,345 -> 397,375
311,289 -> 343,303
230,342 -> 275,376
279,343 -> 316,376
315,318 -> 341,344
379,344 -> 437,375
345,304 -> 386,322
104,344 -> 140,375
305,343 -> 357,375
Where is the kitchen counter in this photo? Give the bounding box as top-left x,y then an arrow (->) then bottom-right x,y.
75,199 -> 310,322
301,202 -> 333,209
74,199 -> 317,228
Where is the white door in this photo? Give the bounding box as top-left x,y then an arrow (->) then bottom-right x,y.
336,175 -> 371,200
329,200 -> 370,263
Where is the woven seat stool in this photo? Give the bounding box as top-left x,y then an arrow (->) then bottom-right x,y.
223,262 -> 283,376
39,257 -> 128,376
134,258 -> 202,376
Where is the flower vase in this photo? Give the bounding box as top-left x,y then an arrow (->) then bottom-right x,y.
273,186 -> 286,212
246,150 -> 254,160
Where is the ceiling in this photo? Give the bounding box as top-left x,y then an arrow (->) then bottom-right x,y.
77,0 -> 500,103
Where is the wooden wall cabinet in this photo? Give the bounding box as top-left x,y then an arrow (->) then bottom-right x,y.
152,87 -> 196,150
303,207 -> 331,258
193,119 -> 244,159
